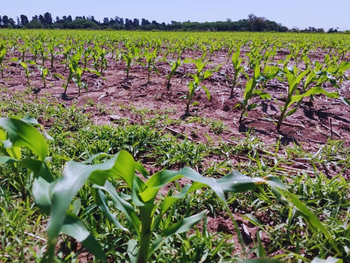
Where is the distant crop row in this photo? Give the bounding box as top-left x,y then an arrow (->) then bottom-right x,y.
0,30 -> 349,130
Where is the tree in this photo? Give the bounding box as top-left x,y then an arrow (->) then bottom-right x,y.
103,17 -> 109,25
39,15 -> 45,25
8,18 -> 15,28
141,18 -> 150,26
26,18 -> 43,29
125,18 -> 133,29
133,18 -> 140,27
20,15 -> 29,27
44,12 -> 53,25
2,15 -> 10,27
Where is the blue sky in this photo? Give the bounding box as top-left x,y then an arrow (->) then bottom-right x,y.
1,0 -> 349,30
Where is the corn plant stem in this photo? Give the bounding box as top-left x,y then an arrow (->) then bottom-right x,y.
15,165 -> 26,201
239,101 -> 247,123
276,97 -> 292,131
230,75 -> 237,98
166,77 -> 171,90
137,206 -> 153,263
185,99 -> 191,116
147,68 -> 151,83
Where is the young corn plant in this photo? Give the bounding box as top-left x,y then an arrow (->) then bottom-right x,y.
140,48 -> 158,83
54,52 -> 82,96
66,52 -> 86,95
184,59 -> 212,116
19,60 -> 36,86
92,46 -> 108,75
276,66 -> 339,131
228,46 -> 244,98
82,46 -> 92,69
0,44 -> 6,78
47,43 -> 60,69
30,41 -> 41,64
122,44 -> 140,79
37,65 -> 49,89
165,58 -> 182,90
237,63 -> 272,123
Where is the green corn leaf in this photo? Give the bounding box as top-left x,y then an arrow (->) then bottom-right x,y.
46,151 -> 135,251
20,61 -> 28,70
202,85 -> 211,100
296,68 -> 310,83
217,171 -> 285,193
0,117 -> 48,161
247,103 -> 258,110
286,74 -> 297,95
92,187 -> 129,233
141,167 -> 225,203
127,239 -> 138,263
291,86 -> 339,104
160,184 -> 192,215
203,70 -> 212,79
337,61 -> 350,73
98,181 -> 141,236
285,107 -> 298,118
163,210 -> 206,237
231,47 -> 240,66
254,63 -> 261,79
61,212 -> 107,263
340,97 -> 350,106
32,177 -> 52,215
243,78 -> 255,100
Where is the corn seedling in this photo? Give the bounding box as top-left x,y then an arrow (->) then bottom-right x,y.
92,46 -> 108,75
122,44 -> 140,79
82,46 -> 92,69
276,67 -> 339,131
228,46 -> 244,98
17,60 -> 36,86
47,43 -> 59,69
140,48 -> 159,83
184,59 -> 212,116
0,44 -> 6,78
237,63 -> 271,123
165,58 -> 182,90
34,66 -> 48,89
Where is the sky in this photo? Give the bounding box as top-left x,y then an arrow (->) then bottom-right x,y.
0,0 -> 349,30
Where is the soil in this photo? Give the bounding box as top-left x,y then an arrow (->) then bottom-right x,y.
1,48 -> 349,260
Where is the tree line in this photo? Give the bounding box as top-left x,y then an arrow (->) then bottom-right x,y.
0,12 -> 334,33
